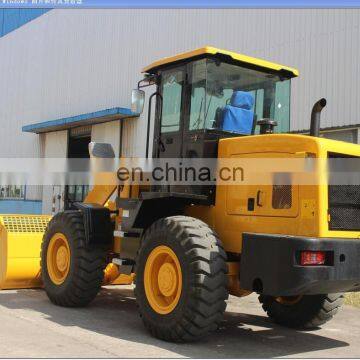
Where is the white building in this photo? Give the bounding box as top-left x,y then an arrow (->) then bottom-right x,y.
0,8 -> 359,214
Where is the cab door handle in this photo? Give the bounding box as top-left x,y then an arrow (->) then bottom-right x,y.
256,190 -> 264,207
158,138 -> 165,152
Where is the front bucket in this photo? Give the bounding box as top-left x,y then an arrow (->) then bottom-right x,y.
0,215 -> 51,290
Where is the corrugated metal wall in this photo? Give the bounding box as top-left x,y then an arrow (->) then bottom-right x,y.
0,9 -> 359,166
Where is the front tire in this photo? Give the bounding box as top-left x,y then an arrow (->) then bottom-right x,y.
259,293 -> 344,328
135,216 -> 228,342
41,211 -> 107,307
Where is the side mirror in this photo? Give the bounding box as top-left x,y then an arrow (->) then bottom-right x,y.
88,142 -> 115,158
131,89 -> 145,114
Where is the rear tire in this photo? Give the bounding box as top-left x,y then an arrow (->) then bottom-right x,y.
41,211 -> 107,307
259,293 -> 344,328
135,216 -> 228,342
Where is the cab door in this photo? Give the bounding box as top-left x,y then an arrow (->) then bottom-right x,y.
155,66 -> 186,159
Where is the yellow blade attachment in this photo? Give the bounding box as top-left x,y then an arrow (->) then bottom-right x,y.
0,215 -> 51,290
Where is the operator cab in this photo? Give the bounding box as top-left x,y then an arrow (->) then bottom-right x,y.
141,46 -> 298,160
133,47 -> 298,200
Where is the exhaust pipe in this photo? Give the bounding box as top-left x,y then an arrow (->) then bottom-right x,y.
310,98 -> 327,137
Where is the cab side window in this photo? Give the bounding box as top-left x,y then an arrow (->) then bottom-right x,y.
161,69 -> 184,133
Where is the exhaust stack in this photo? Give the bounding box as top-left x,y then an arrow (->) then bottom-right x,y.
310,98 -> 327,137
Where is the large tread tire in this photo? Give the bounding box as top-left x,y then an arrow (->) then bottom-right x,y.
41,211 -> 107,307
259,293 -> 344,329
135,216 -> 229,342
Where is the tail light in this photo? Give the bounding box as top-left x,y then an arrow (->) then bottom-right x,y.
300,251 -> 326,266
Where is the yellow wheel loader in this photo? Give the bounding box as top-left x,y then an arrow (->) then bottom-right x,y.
2,46 -> 360,342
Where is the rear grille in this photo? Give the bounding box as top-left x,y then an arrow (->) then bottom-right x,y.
328,153 -> 360,231
329,185 -> 360,231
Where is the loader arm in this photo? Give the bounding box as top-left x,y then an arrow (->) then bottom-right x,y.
84,185 -> 117,206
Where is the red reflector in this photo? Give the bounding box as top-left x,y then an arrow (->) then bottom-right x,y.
300,251 -> 326,266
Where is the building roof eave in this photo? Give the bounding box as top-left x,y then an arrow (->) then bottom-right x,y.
22,107 -> 138,134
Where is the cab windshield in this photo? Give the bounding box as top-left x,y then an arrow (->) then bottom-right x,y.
189,59 -> 291,133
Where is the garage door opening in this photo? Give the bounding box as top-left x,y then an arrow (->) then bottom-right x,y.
65,128 -> 91,209
68,135 -> 91,158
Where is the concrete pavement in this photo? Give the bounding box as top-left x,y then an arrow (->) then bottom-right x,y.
0,286 -> 359,358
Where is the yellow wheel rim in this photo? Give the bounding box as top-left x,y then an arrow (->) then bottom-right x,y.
275,295 -> 303,305
47,233 -> 71,285
144,245 -> 182,315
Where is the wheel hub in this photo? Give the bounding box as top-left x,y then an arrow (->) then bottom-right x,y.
158,263 -> 178,297
56,246 -> 69,272
144,245 -> 182,314
47,233 -> 71,285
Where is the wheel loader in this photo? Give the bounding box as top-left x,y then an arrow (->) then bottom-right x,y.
1,46 -> 360,342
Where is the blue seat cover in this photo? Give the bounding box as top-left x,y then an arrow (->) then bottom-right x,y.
221,91 -> 254,134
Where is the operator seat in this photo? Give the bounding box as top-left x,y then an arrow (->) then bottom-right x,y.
216,91 -> 255,134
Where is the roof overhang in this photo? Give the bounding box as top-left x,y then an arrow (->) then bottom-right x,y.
143,46 -> 299,78
22,107 -> 138,134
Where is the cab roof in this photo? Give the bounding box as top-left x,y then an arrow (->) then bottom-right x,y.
143,46 -> 299,78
